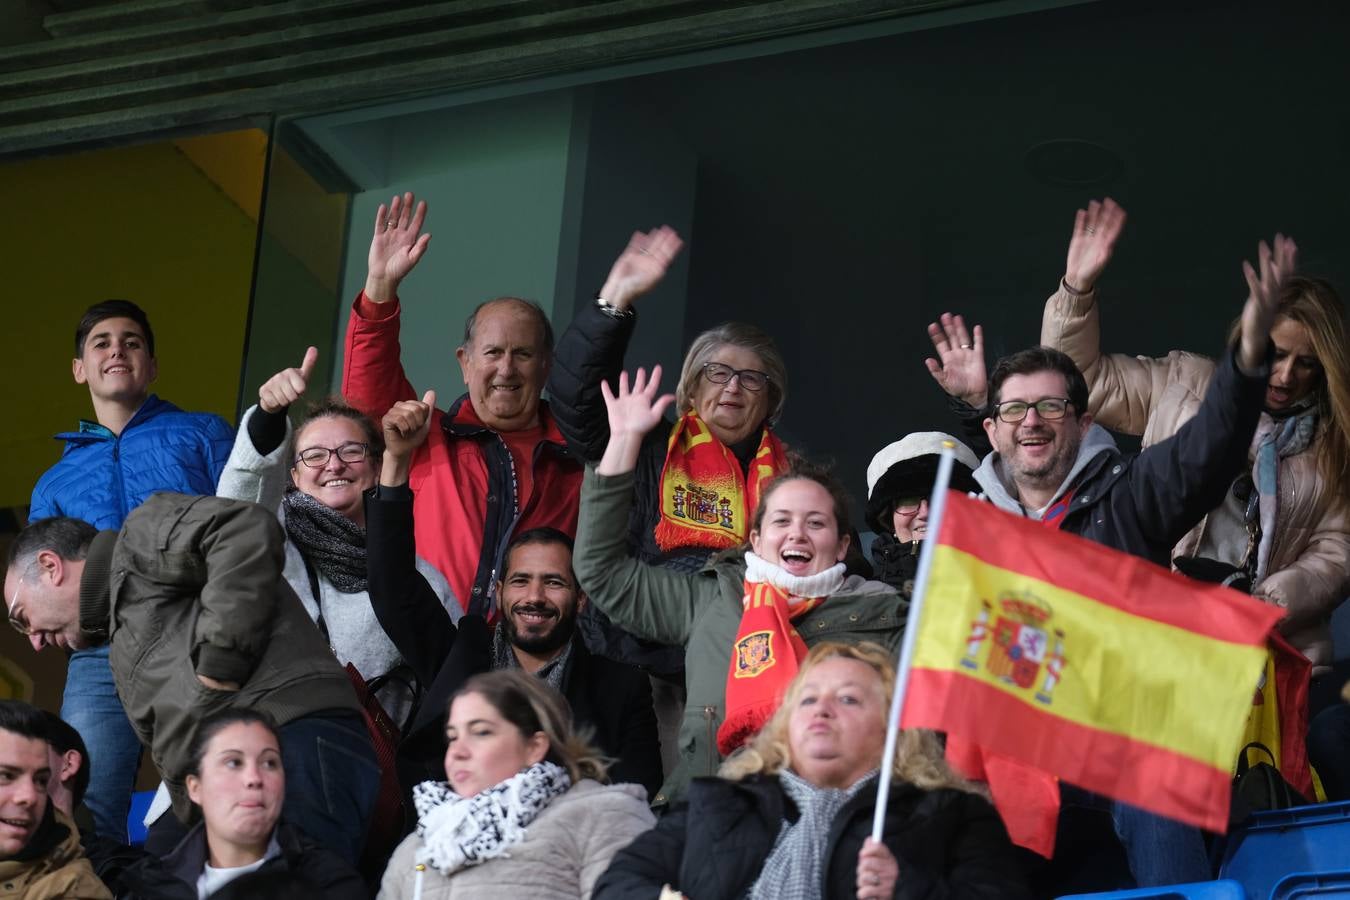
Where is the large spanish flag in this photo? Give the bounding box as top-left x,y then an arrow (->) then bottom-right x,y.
900,491 -> 1283,834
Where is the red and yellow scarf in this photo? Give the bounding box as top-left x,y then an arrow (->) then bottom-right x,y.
654,412 -> 788,553
716,577 -> 827,756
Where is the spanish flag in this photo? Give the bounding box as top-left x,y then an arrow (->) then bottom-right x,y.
900,490 -> 1284,835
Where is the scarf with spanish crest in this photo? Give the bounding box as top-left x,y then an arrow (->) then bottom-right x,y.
717,552 -> 845,755
654,412 -> 789,553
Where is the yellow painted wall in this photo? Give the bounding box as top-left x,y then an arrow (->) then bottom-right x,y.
0,131 -> 266,510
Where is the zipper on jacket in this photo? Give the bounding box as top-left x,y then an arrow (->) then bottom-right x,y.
703,705 -> 717,776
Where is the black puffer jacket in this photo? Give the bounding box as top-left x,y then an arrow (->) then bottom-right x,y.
547,303 -> 758,676
118,823 -> 365,899
969,346 -> 1267,567
593,773 -> 1031,900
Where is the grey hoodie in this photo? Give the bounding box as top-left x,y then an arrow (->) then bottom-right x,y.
973,423 -> 1118,519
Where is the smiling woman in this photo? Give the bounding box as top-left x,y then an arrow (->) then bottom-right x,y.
119,709 -> 365,899
574,367 -> 908,806
1041,199 -> 1350,672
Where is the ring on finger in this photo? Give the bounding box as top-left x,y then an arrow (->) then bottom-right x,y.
870,873 -> 882,886
960,343 -> 973,349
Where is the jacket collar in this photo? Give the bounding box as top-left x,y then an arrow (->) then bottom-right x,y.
58,394 -> 176,442
441,392 -> 568,446
975,422 -> 1118,517
77,531 -> 118,645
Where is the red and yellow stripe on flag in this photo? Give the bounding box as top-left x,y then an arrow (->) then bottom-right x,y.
900,491 -> 1284,833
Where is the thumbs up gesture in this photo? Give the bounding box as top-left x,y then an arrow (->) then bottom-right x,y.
381,389 -> 438,484
259,346 -> 318,413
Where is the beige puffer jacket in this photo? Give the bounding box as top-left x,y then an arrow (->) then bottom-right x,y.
0,810 -> 111,899
1042,285 -> 1350,669
377,780 -> 654,900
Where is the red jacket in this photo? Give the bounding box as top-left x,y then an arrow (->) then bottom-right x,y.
342,294 -> 581,615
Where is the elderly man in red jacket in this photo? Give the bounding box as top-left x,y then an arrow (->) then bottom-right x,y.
341,192 -> 581,618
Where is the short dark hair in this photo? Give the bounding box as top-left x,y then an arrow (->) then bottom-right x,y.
39,712 -> 90,808
987,346 -> 1090,418
7,517 -> 99,574
501,527 -> 575,584
186,708 -> 281,779
75,299 -> 155,358
461,297 -> 554,360
0,700 -> 50,744
751,453 -> 854,538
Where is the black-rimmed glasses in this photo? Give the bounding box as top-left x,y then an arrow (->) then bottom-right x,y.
702,362 -> 770,392
295,442 -> 371,468
993,398 -> 1073,424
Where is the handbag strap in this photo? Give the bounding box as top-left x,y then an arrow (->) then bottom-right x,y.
1235,741 -> 1278,778
301,554 -> 423,733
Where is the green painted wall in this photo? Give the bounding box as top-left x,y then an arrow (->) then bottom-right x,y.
332,91 -> 577,401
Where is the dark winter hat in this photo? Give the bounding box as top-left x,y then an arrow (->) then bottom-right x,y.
865,432 -> 980,534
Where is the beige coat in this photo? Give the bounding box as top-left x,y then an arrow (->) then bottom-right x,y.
0,810 -> 111,899
1042,285 -> 1350,668
377,780 -> 654,900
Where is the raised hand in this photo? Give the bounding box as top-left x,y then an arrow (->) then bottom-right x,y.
258,346 -> 318,413
924,313 -> 988,408
597,226 -> 685,311
1064,198 -> 1127,294
365,191 -> 431,303
597,366 -> 675,476
1238,234 -> 1297,372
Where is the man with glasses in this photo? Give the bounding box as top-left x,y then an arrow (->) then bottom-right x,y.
3,497 -> 377,861
923,237 -> 1294,890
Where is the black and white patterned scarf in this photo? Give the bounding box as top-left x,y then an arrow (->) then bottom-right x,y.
748,769 -> 880,900
281,489 -> 368,593
411,761 -> 571,875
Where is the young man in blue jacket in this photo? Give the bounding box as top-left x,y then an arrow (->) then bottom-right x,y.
28,299 -> 233,840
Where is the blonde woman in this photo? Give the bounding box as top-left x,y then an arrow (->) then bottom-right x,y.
593,643 -> 1030,900
377,670 -> 655,899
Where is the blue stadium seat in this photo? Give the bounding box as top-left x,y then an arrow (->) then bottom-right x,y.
126,789 -> 154,846
1057,881 -> 1246,899
1220,802 -> 1350,899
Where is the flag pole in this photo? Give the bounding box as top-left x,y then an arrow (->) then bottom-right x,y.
871,442 -> 958,841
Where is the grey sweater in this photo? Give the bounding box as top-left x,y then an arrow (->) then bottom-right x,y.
218,405 -> 459,723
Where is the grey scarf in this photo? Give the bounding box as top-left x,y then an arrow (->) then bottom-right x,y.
490,623 -> 574,693
748,769 -> 880,900
281,489 -> 367,593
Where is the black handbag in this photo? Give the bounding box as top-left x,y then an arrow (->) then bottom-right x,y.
1230,741 -> 1307,824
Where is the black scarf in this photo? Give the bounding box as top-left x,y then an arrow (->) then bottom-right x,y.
869,531 -> 919,600
281,489 -> 368,593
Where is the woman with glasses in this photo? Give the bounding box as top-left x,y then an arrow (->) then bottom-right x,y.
864,432 -> 981,593
549,227 -> 791,574
1036,200 -> 1350,678
573,368 -> 906,806
217,346 -> 458,726
547,229 -> 795,779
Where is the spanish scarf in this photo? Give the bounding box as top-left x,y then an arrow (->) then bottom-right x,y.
654,412 -> 788,553
716,552 -> 844,755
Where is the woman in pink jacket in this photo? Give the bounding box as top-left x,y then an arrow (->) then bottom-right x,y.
1038,199 -> 1350,678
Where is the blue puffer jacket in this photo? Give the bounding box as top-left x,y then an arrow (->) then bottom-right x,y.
29,394 -> 234,528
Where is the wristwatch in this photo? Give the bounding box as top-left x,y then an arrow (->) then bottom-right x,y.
595,296 -> 634,319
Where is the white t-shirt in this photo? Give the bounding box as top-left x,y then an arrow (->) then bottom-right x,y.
196,835 -> 281,899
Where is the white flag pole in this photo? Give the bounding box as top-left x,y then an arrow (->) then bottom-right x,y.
871,442 -> 958,841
